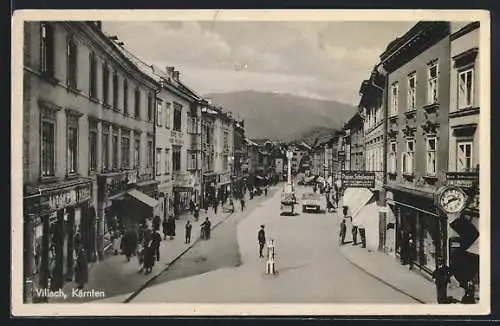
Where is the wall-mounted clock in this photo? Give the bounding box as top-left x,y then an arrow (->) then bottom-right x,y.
437,186 -> 468,215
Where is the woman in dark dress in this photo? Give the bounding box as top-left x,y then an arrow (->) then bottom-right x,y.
166,216 -> 176,240
142,240 -> 155,274
74,247 -> 88,289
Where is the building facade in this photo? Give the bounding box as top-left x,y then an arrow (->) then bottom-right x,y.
23,21 -> 160,296
201,105 -> 217,207
345,113 -> 365,171
382,22 -> 452,274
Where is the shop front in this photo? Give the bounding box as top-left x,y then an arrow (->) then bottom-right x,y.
202,173 -> 217,207
173,171 -> 196,216
386,185 -> 445,275
97,170 -> 159,256
24,177 -> 94,297
217,172 -> 231,203
157,180 -> 172,220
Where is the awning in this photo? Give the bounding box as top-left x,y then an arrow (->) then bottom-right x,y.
342,187 -> 374,218
466,238 -> 479,255
126,189 -> 159,208
353,199 -> 379,251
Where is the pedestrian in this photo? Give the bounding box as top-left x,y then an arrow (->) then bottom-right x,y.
432,259 -> 452,304
74,247 -> 88,290
258,225 -> 266,258
121,230 -> 132,262
264,187 -> 268,196
142,239 -> 155,274
461,280 -> 476,304
112,231 -> 121,255
204,199 -> 209,214
359,227 -> 366,248
339,219 -> 347,245
138,223 -> 145,244
240,197 -> 246,212
137,242 -> 144,271
407,234 -> 416,270
166,215 -> 176,240
185,220 -> 192,244
201,217 -> 212,240
193,203 -> 200,221
151,228 -> 162,262
153,215 -> 161,231
229,199 -> 235,213
213,200 -> 218,215
162,218 -> 168,240
352,225 -> 358,246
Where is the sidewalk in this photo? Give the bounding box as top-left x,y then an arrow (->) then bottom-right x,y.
340,244 -> 465,303
46,207 -> 233,303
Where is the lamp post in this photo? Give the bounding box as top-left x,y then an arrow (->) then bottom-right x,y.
286,151 -> 293,185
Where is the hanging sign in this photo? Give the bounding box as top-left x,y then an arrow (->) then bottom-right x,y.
48,189 -> 77,210
341,171 -> 375,188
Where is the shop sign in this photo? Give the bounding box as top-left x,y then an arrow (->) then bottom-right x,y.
341,171 -> 375,188
170,131 -> 184,146
98,172 -> 133,200
446,172 -> 479,188
48,189 -> 77,210
174,172 -> 195,188
77,185 -> 92,203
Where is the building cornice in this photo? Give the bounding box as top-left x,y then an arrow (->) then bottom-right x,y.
450,21 -> 480,41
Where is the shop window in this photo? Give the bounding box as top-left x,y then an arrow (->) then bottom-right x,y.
123,79 -> 128,115
102,129 -> 109,170
89,52 -> 98,99
41,112 -> 56,177
67,114 -> 79,175
458,68 -> 474,109
407,72 -> 416,111
173,102 -> 182,132
40,22 -> 55,76
426,137 -> 437,175
156,148 -> 162,175
457,141 -> 473,172
66,35 -> 78,88
427,61 -> 439,104
121,135 -> 130,169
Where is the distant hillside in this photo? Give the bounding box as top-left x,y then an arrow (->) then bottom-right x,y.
295,126 -> 340,146
204,90 -> 356,142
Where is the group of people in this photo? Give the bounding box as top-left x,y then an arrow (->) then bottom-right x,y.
338,206 -> 366,248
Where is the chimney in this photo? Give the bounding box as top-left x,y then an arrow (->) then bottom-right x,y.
95,21 -> 102,30
173,70 -> 180,81
166,66 -> 175,76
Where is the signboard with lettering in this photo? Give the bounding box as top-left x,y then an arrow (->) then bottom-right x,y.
98,171 -> 137,201
48,189 -> 77,210
77,185 -> 92,203
341,171 -> 376,188
446,172 -> 479,188
173,172 -> 195,188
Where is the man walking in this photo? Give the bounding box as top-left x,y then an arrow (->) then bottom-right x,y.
240,197 -> 246,212
258,225 -> 266,258
339,219 -> 347,245
151,228 -> 162,261
351,225 -> 358,246
213,199 -> 219,215
432,259 -> 452,304
185,220 -> 192,244
407,233 -> 416,270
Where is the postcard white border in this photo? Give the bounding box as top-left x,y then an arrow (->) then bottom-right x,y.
11,9 -> 491,316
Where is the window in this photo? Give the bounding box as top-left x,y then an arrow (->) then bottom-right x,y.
89,122 -> 98,172
172,146 -> 181,172
156,100 -> 162,127
123,79 -> 128,115
407,73 -> 416,111
165,102 -> 171,128
402,139 -> 414,174
66,36 -> 78,88
389,142 -> 397,174
187,151 -> 197,170
223,132 -> 229,150
164,148 -> 170,174
147,141 -> 153,168
426,137 -> 437,175
112,134 -> 118,169
173,102 -> 182,132
40,23 -> 55,76
134,89 -> 141,119
457,141 -> 473,172
113,72 -> 119,109
67,115 -> 79,174
102,129 -> 109,170
102,65 -> 110,105
390,82 -> 399,115
458,69 -> 474,109
147,95 -> 153,122
121,136 -> 130,169
89,52 -> 97,99
156,148 -> 162,175
427,62 -> 439,104
41,117 -> 56,177
134,138 -> 140,169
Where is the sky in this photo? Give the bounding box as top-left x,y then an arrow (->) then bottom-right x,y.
102,20 -> 416,106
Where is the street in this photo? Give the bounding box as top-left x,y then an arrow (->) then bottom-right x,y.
117,185 -> 418,303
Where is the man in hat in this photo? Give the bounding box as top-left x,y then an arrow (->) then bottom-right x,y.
258,225 -> 266,258
432,258 -> 452,304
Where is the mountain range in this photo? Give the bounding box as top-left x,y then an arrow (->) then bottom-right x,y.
204,90 -> 357,144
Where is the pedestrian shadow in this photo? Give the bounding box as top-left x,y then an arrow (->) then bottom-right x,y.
279,212 -> 300,216
277,263 -> 309,274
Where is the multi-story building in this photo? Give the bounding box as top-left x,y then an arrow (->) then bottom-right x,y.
446,21 -> 480,284
233,117 -> 247,196
201,105 -> 217,206
344,112 -> 365,171
23,21 -> 160,295
381,22 -> 452,274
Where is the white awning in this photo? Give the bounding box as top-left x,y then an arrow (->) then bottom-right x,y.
127,189 -> 159,208
353,199 -> 379,251
342,187 -> 374,218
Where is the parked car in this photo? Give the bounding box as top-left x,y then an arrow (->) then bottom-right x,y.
301,192 -> 322,213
